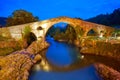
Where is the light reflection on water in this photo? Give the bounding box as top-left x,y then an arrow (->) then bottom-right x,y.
45,38 -> 81,66
29,38 -> 120,80
29,38 -> 102,80
29,65 -> 100,80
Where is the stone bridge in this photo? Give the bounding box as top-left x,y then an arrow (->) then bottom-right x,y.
0,16 -> 115,40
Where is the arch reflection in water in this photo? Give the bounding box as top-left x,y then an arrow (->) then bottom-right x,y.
46,37 -> 81,66
33,64 -> 50,72
29,38 -> 102,80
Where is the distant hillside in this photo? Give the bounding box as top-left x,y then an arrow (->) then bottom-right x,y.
0,17 -> 7,26
86,8 -> 120,28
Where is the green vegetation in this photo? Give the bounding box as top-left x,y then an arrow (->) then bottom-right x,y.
0,48 -> 14,56
23,26 -> 32,36
46,24 -> 77,43
81,39 -> 120,59
0,28 -> 22,56
0,40 -> 22,56
54,25 -> 77,43
0,47 -> 18,56
0,35 -> 11,41
112,29 -> 120,37
6,9 -> 39,26
22,26 -> 36,46
0,28 -> 12,40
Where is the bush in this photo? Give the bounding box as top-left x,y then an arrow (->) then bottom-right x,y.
0,28 -> 12,40
0,41 -> 22,56
6,9 -> 39,26
22,26 -> 36,46
23,26 -> 31,36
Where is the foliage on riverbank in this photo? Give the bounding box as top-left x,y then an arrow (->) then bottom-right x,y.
0,27 -> 24,56
47,24 -> 77,43
6,9 -> 39,26
0,40 -> 23,56
0,39 -> 49,80
54,27 -> 76,43
80,40 -> 120,60
22,26 -> 37,47
0,28 -> 12,40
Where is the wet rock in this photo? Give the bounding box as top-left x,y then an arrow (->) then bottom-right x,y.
0,40 -> 49,80
34,54 -> 42,63
26,40 -> 49,54
94,63 -> 120,80
0,51 -> 33,80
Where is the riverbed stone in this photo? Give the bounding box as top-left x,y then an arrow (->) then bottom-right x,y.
34,54 -> 42,63
26,40 -> 49,54
0,51 -> 33,80
0,39 -> 49,80
94,63 -> 120,80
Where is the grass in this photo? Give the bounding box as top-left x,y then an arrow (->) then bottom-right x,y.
0,35 -> 13,41
22,26 -> 31,37
0,40 -> 22,56
0,48 -> 15,56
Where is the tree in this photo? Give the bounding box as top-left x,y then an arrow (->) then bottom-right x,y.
6,9 -> 39,26
64,25 -> 76,42
87,8 -> 120,26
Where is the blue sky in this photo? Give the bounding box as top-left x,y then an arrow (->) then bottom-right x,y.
0,0 -> 120,20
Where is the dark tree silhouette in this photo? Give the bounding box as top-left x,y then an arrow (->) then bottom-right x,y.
87,8 -> 120,27
6,9 -> 39,26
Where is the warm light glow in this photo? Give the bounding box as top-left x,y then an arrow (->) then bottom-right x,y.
81,55 -> 84,59
117,37 -> 120,40
34,64 -> 41,71
41,23 -> 48,28
99,33 -> 104,38
32,22 -> 39,30
40,60 -> 46,66
40,60 -> 50,71
43,65 -> 50,71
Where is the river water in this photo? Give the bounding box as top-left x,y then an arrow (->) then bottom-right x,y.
29,37 -> 120,80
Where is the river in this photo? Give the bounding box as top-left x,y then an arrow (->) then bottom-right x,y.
29,37 -> 120,80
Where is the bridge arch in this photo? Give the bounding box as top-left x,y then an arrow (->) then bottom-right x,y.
45,22 -> 78,42
31,17 -> 92,40
0,17 -> 114,42
44,22 -> 77,38
29,17 -> 115,40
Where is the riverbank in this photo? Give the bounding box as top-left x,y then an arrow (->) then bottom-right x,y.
50,37 -> 120,79
79,39 -> 120,79
0,40 -> 49,80
0,40 -> 23,56
95,63 -> 120,80
0,37 -> 120,80
0,51 -> 33,80
80,40 -> 120,61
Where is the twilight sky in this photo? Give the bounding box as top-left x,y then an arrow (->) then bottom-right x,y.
0,0 -> 120,20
